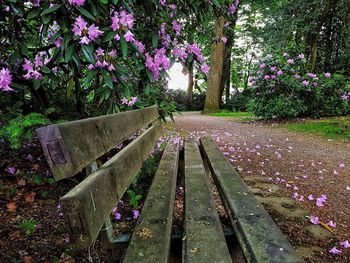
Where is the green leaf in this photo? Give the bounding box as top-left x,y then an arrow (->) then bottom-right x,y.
81,44 -> 95,64
40,66 -> 50,74
103,31 -> 118,42
10,49 -> 20,64
41,4 -> 62,16
83,70 -> 97,87
146,70 -> 154,82
152,34 -> 158,48
112,0 -> 118,4
136,63 -> 145,71
76,6 -> 95,20
20,46 -> 28,56
27,8 -> 41,19
100,0 -> 109,4
33,80 -> 41,90
65,43 -> 75,62
120,36 -> 128,59
67,78 -> 74,98
211,0 -> 221,8
42,15 -> 52,24
102,70 -> 113,89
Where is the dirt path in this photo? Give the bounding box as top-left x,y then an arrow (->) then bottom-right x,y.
168,112 -> 350,263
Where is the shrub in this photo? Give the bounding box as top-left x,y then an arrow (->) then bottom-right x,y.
247,52 -> 350,119
0,113 -> 49,149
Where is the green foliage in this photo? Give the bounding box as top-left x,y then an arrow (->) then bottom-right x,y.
247,51 -> 350,120
127,190 -> 142,209
0,113 -> 49,149
167,88 -> 205,111
31,174 -> 55,186
17,220 -> 40,235
0,184 -> 18,199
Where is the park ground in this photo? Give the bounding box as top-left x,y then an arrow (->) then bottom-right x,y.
1,112 -> 350,262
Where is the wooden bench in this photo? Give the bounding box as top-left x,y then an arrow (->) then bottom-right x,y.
36,106 -> 302,263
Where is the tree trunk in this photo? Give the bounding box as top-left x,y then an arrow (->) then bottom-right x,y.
220,37 -> 233,104
203,16 -> 226,114
186,61 -> 194,107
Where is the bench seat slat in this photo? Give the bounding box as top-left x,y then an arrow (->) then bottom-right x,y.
37,106 -> 159,181
183,141 -> 232,263
200,137 -> 302,263
123,141 -> 180,262
60,122 -> 162,248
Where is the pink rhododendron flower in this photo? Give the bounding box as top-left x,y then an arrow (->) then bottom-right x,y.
54,37 -> 63,48
132,210 -> 139,219
302,80 -> 309,86
324,72 -> 331,78
172,20 -> 182,36
124,31 -> 134,42
6,166 -> 17,175
0,67 -> 13,92
270,66 -> 276,71
264,75 -> 270,80
88,24 -> 103,41
329,247 -> 341,255
221,36 -> 228,44
201,64 -> 210,74
346,186 -> 350,191
287,59 -> 294,64
298,53 -> 305,59
340,240 -> 350,248
114,212 -> 122,220
68,0 -> 85,6
310,215 -> 320,225
277,70 -> 284,76
31,0 -> 40,7
327,221 -> 336,228
308,195 -> 314,201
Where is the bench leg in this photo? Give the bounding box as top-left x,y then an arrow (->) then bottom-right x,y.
99,218 -> 124,263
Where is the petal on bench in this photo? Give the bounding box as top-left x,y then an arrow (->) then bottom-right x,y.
122,140 -> 180,262
183,140 -> 232,263
200,137 -> 302,263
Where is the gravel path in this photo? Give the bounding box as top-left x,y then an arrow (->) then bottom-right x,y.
170,112 -> 350,262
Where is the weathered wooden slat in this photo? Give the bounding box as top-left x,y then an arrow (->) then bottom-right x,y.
122,141 -> 180,263
183,141 -> 232,263
200,137 -> 302,263
36,106 -> 159,181
60,123 -> 162,248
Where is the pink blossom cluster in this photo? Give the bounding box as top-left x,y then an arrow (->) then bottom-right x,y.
341,92 -> 350,101
68,0 -> 85,6
121,96 -> 138,107
0,67 -> 13,92
145,48 -> 171,81
72,16 -> 103,45
87,47 -> 117,71
23,53 -> 50,80
111,10 -> 134,31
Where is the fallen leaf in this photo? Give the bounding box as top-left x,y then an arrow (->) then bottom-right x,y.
31,164 -> 40,171
135,227 -> 153,240
190,247 -> 200,253
9,230 -> 21,240
25,192 -> 36,203
6,202 -> 17,212
17,179 -> 26,186
24,256 -> 32,263
55,238 -> 65,246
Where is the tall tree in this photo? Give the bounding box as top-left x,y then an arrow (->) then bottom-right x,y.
203,16 -> 226,113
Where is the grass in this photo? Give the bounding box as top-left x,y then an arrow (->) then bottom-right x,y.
208,111 -> 255,121
283,117 -> 350,141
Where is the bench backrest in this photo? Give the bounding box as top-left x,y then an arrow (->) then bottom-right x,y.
36,106 -> 160,181
36,106 -> 162,248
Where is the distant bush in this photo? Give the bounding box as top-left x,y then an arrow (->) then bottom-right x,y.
167,88 -> 205,111
225,89 -> 252,112
247,52 -> 350,119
